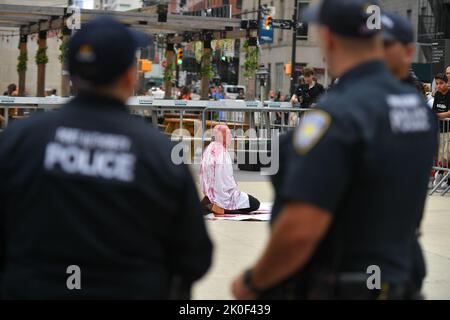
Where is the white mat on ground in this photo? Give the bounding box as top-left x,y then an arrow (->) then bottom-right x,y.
204,202 -> 272,221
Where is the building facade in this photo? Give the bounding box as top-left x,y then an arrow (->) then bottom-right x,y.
187,0 -> 243,17
0,0 -> 69,96
239,0 -> 325,96
142,0 -> 179,13
380,0 -> 450,81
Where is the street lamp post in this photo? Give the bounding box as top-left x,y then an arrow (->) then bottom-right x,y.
256,0 -> 262,100
290,0 -> 298,97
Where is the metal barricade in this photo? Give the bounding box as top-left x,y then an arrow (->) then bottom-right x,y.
201,102 -> 308,138
0,96 -> 313,174
430,118 -> 450,196
196,103 -> 310,174
127,98 -> 207,137
1,97 -> 307,134
0,96 -> 68,129
0,96 -> 205,131
3,95 -> 448,192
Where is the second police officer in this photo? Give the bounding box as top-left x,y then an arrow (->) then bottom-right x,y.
381,10 -> 428,298
231,0 -> 437,300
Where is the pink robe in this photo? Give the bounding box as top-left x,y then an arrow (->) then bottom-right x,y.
199,126 -> 250,210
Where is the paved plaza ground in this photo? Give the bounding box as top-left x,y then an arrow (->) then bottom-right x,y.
191,169 -> 450,300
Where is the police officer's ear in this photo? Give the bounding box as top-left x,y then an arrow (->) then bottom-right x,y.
403,43 -> 416,64
318,26 -> 335,59
121,65 -> 138,93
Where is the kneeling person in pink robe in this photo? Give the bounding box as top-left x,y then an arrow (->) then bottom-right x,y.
200,125 -> 260,215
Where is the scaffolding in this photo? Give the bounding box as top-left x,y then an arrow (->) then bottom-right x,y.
0,4 -> 257,98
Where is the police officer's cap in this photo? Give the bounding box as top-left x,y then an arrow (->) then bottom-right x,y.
68,16 -> 150,86
381,11 -> 415,44
301,0 -> 382,38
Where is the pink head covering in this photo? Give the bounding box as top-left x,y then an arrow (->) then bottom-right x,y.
199,125 -> 249,210
212,125 -> 232,148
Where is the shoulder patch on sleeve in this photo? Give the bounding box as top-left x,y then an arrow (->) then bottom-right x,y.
293,110 -> 332,155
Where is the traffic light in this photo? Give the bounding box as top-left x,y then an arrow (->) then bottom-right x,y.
264,15 -> 272,31
177,48 -> 183,65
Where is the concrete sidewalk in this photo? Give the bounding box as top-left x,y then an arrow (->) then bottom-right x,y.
192,170 -> 450,300
422,196 -> 450,299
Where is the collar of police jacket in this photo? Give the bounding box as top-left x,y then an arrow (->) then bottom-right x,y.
68,93 -> 128,112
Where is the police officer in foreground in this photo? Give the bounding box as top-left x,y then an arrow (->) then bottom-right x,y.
0,16 -> 212,299
382,11 -> 423,93
382,11 -> 427,298
231,0 -> 437,300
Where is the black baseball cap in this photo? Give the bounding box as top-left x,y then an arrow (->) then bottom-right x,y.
301,0 -> 382,38
68,16 -> 150,86
381,11 -> 415,44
